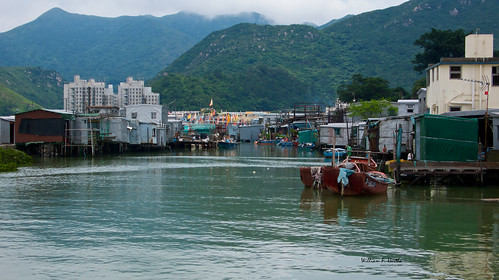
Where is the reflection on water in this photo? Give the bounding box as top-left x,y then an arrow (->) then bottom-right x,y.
300,188 -> 388,222
0,143 -> 497,279
299,185 -> 499,280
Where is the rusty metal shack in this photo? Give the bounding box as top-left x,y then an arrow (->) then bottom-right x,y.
15,109 -> 75,156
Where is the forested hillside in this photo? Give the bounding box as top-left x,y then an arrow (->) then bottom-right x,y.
1,0 -> 498,113
322,0 -> 499,87
152,24 -> 352,110
0,8 -> 271,84
152,0 -> 499,110
0,67 -> 64,115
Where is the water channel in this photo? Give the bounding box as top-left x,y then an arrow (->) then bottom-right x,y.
0,143 -> 497,279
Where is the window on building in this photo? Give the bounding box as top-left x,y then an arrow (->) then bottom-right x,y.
493,66 -> 499,86
450,66 -> 461,79
131,112 -> 137,119
351,127 -> 358,137
151,112 -> 157,119
431,104 -> 439,115
450,106 -> 461,112
407,105 -> 414,113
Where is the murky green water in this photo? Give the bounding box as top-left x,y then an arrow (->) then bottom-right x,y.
0,143 -> 497,279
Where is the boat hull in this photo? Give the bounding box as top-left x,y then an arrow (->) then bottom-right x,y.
256,140 -> 277,145
300,166 -> 388,196
217,141 -> 238,148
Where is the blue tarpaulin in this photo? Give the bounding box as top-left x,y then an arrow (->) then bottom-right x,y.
337,168 -> 354,186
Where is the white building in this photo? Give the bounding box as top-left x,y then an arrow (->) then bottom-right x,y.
319,123 -> 349,147
425,34 -> 499,114
396,99 -> 420,116
117,77 -> 160,108
64,75 -> 115,113
0,116 -> 14,144
125,104 -> 166,125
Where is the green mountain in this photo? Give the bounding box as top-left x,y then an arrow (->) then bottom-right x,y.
322,0 -> 499,89
0,8 -> 271,84
2,0 -> 498,113
152,24 -> 348,110
154,0 -> 499,110
0,84 -> 37,116
0,66 -> 64,115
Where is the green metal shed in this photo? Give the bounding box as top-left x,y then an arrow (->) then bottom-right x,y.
414,114 -> 478,162
298,129 -> 318,144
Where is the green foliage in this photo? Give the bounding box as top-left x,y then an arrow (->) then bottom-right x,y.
323,0 -> 499,90
337,74 -> 398,102
388,106 -> 399,116
391,86 -> 410,100
0,66 -> 60,115
160,0 -> 498,109
0,83 -> 39,115
151,64 -> 313,111
0,147 -> 32,172
412,28 -> 468,73
162,23 -> 344,106
349,99 -> 396,120
412,78 -> 427,98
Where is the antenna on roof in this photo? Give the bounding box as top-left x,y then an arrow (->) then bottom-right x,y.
475,28 -> 480,35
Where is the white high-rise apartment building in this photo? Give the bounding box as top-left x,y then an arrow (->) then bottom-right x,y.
64,75 -> 115,113
117,77 -> 160,108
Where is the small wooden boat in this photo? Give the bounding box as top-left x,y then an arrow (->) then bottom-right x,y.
256,139 -> 277,145
323,148 -> 346,158
300,156 -> 392,196
277,139 -> 294,146
217,141 -> 238,148
298,142 -> 315,150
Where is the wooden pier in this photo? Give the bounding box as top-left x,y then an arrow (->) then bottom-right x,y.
388,161 -> 499,185
173,139 -> 218,149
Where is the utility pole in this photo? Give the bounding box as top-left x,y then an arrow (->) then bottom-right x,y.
460,76 -> 491,160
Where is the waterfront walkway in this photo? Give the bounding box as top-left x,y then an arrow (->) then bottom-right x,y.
389,161 -> 499,185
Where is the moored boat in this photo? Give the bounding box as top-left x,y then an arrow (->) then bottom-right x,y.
298,142 -> 315,150
300,156 -> 392,196
323,148 -> 346,158
217,141 -> 238,148
256,139 -> 278,145
277,138 -> 294,146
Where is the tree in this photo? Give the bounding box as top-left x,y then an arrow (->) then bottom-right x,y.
412,28 -> 468,73
411,78 -> 427,99
348,99 -> 397,120
337,74 -> 397,102
391,86 -> 409,100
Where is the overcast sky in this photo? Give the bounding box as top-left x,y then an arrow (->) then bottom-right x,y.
0,0 -> 408,32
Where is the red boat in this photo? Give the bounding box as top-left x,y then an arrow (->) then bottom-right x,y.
300,157 -> 391,196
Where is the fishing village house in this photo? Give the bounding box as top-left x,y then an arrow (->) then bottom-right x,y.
423,33 -> 499,156
125,104 -> 168,147
14,109 -> 74,156
424,33 -> 499,114
14,76 -> 172,156
0,116 -> 15,145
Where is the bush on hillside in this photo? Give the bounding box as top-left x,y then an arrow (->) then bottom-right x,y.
0,147 -> 32,172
